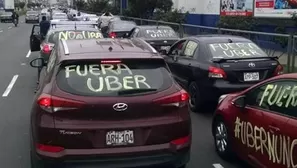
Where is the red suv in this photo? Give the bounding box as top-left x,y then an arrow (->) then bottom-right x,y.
212,73 -> 297,168
29,38 -> 191,168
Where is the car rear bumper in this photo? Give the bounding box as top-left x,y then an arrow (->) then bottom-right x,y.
201,80 -> 252,101
35,147 -> 190,168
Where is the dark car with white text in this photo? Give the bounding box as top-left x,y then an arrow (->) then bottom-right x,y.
163,35 -> 283,111
127,25 -> 180,52
28,38 -> 191,168
106,20 -> 136,38
30,21 -> 103,63
212,73 -> 297,168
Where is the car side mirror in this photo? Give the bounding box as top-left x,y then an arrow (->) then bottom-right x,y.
232,95 -> 246,109
30,58 -> 45,68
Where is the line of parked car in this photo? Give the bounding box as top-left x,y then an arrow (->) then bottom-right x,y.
26,8 -> 296,168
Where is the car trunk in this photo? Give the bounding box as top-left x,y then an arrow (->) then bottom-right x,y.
112,31 -> 130,38
217,58 -> 279,83
45,59 -> 189,149
145,38 -> 179,51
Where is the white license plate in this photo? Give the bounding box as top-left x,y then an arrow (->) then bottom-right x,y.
243,72 -> 259,81
161,46 -> 170,50
106,130 -> 134,146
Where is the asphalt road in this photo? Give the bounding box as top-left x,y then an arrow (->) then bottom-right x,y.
0,17 -> 247,168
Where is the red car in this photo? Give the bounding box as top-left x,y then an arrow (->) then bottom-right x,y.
212,73 -> 297,168
28,38 -> 191,168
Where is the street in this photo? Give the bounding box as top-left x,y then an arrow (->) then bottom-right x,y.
0,16 -> 246,168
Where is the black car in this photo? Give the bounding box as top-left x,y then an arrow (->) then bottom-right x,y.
163,35 -> 284,111
127,25 -> 180,52
105,20 -> 136,38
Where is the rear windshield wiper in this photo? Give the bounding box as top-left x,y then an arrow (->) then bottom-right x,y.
118,88 -> 157,95
212,56 -> 279,63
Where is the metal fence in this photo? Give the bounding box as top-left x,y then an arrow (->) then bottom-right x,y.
82,10 -> 297,73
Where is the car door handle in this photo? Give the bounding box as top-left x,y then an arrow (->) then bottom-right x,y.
268,125 -> 280,131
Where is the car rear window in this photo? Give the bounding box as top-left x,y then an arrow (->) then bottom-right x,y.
112,22 -> 136,31
47,30 -> 103,43
144,28 -> 178,38
56,59 -> 173,96
208,42 -> 267,58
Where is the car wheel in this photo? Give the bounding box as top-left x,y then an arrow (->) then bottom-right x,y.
213,118 -> 232,160
188,82 -> 202,112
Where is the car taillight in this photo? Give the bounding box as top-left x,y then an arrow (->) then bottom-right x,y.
37,144 -> 64,153
208,66 -> 227,79
109,32 -> 116,38
42,44 -> 51,54
170,135 -> 190,146
37,93 -> 85,113
101,60 -> 121,64
153,90 -> 189,107
274,64 -> 284,76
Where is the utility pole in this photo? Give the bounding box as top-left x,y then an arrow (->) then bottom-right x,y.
120,0 -> 122,15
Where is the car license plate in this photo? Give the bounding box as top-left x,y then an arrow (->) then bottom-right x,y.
160,46 -> 170,50
243,72 -> 259,81
106,130 -> 134,146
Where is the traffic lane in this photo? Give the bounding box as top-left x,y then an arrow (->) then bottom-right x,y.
0,16 -> 26,32
0,16 -> 35,168
0,19 -> 32,93
188,106 -> 249,168
0,17 -> 30,44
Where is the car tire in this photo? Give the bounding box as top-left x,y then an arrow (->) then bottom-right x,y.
188,82 -> 202,112
213,117 -> 233,161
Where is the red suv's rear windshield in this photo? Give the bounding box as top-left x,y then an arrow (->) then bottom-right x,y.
56,59 -> 173,96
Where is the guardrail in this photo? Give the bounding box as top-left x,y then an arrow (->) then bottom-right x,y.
82,10 -> 297,73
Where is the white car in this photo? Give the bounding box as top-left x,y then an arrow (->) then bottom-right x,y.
52,12 -> 68,21
83,14 -> 98,21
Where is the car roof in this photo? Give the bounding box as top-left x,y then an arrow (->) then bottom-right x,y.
186,34 -> 251,43
137,25 -> 173,29
57,38 -> 160,62
49,26 -> 99,32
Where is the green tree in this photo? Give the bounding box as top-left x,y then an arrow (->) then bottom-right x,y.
19,2 -> 26,9
75,0 -> 87,10
86,0 -> 109,13
124,0 -> 173,18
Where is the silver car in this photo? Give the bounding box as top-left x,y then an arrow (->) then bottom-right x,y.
25,11 -> 39,23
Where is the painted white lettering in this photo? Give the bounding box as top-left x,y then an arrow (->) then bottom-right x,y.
65,65 -> 76,78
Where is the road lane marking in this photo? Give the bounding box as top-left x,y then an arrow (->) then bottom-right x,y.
21,63 -> 26,65
0,30 -> 2,32
26,50 -> 31,58
2,75 -> 18,97
8,26 -> 12,29
213,163 -> 224,168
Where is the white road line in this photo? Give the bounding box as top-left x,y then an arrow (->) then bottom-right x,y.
21,63 -> 26,65
213,163 -> 224,168
0,30 -> 3,32
8,26 -> 12,29
26,50 -> 31,58
2,75 -> 18,97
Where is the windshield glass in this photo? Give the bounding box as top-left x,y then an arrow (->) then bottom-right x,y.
112,22 -> 136,31
47,30 -> 103,43
56,60 -> 172,96
27,11 -> 38,15
144,28 -> 178,38
208,42 -> 267,58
